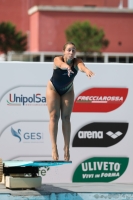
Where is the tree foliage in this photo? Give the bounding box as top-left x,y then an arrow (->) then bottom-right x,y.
65,21 -> 109,54
0,22 -> 27,58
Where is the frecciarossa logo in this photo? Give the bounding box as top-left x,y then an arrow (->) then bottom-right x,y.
72,88 -> 128,112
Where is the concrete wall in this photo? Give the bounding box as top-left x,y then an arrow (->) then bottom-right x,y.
29,10 -> 133,52
0,0 -> 128,33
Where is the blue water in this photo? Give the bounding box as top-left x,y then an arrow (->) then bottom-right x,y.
0,193 -> 133,200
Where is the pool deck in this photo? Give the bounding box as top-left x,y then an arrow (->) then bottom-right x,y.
0,182 -> 133,200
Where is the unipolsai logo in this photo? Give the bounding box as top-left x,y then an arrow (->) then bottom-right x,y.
7,93 -> 46,106
72,157 -> 129,182
11,127 -> 44,143
72,122 -> 128,147
0,86 -> 47,106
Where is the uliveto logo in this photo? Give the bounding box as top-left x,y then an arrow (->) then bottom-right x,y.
73,88 -> 128,112
72,157 -> 129,182
11,127 -> 44,143
7,93 -> 46,106
72,122 -> 128,147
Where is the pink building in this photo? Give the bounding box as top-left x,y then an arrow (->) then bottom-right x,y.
0,0 -> 133,62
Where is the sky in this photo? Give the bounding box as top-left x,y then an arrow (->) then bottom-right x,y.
128,0 -> 133,8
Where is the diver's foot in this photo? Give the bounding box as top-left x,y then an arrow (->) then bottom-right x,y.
52,145 -> 59,161
64,146 -> 70,161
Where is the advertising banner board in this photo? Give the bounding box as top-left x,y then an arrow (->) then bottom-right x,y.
0,62 -> 132,183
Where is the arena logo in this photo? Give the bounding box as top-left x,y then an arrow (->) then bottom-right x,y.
72,157 -> 129,182
7,93 -> 46,106
72,88 -> 128,112
11,127 -> 44,143
72,122 -> 128,147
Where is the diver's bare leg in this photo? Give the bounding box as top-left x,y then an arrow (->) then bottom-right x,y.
61,88 -> 74,160
46,81 -> 60,160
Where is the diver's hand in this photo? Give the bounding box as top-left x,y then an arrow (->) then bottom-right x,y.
67,67 -> 74,77
86,69 -> 95,78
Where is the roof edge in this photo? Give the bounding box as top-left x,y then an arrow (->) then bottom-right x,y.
28,5 -> 133,15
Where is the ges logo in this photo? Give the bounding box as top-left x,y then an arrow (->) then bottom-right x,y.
11,127 -> 44,143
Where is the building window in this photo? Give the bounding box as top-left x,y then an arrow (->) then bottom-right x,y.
11,54 -> 23,61
119,57 -> 126,63
118,41 -> 122,46
33,55 -> 40,62
86,56 -> 95,62
129,57 -> 133,63
45,56 -> 53,62
77,56 -> 84,60
22,55 -> 31,61
108,57 -> 116,62
97,56 -> 104,63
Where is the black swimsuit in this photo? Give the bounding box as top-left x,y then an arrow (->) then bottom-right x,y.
50,59 -> 78,96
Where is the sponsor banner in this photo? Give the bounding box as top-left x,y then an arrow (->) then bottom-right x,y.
0,86 -> 47,107
0,62 -> 133,183
73,88 -> 128,112
38,166 -> 50,177
0,121 -> 51,160
72,157 -> 129,182
10,126 -> 44,143
72,122 -> 128,147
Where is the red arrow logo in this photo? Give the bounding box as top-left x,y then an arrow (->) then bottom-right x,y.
73,88 -> 128,112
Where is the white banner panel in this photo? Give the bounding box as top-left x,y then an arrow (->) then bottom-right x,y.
0,62 -> 133,183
